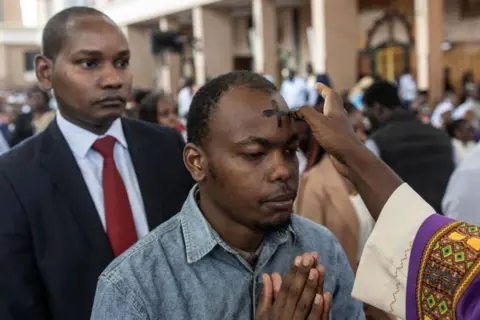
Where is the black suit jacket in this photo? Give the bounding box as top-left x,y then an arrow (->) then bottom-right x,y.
0,118 -> 194,320
9,112 -> 34,147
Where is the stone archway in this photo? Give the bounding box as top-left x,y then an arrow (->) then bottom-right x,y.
363,10 -> 414,82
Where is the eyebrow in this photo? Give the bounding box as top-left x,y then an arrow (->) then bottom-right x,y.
72,49 -> 130,57
236,133 -> 299,147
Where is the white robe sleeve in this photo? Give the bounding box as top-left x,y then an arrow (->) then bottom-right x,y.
352,183 -> 434,319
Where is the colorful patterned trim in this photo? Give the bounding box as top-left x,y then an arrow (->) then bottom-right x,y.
416,221 -> 480,320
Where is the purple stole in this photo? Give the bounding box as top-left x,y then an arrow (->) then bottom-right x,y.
406,214 -> 480,319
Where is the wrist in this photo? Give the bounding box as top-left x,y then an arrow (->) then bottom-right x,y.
343,142 -> 376,173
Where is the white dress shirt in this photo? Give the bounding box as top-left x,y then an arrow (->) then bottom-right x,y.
56,112 -> 149,238
177,87 -> 194,119
443,143 -> 480,225
353,183 -> 434,319
349,194 -> 375,261
398,74 -> 417,102
0,130 -> 9,156
280,76 -> 308,110
296,150 -> 307,175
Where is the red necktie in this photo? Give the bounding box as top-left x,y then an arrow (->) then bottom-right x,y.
92,136 -> 138,257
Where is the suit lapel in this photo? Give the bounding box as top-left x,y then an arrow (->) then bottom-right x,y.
39,121 -> 113,259
122,120 -> 166,230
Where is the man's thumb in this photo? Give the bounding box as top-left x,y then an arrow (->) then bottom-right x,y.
256,274 -> 273,320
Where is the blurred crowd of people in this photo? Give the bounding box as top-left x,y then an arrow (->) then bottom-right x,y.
2,6 -> 480,319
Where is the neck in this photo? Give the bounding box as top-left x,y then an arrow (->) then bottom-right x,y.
198,187 -> 264,252
59,109 -> 113,135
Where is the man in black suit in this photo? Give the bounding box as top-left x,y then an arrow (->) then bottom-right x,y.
0,7 -> 194,320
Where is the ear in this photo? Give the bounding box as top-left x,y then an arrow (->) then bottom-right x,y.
183,143 -> 207,182
35,55 -> 53,91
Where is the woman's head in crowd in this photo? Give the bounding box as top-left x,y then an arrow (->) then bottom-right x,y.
137,91 -> 180,128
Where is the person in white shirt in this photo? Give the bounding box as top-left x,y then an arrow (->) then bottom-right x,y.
443,143 -> 480,225
398,67 -> 417,108
280,69 -> 308,110
431,98 -> 455,129
295,83 -> 480,320
177,77 -> 195,121
446,119 -> 476,165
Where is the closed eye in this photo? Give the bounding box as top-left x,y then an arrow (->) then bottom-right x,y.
243,152 -> 265,160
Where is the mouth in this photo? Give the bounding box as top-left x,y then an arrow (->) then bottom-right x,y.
97,97 -> 126,109
262,192 -> 296,212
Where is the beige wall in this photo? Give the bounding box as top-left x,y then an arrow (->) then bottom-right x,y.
310,0 -> 358,92
232,17 -> 250,57
444,0 -> 480,42
158,17 -> 181,94
324,0 -> 358,92
193,7 -> 233,85
122,26 -> 155,89
0,45 -> 40,89
298,4 -> 312,75
252,0 -> 278,81
3,0 -> 23,25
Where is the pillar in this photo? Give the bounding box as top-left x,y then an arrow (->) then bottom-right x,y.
415,0 -> 444,104
158,17 -> 181,95
278,8 -> 296,70
122,26 -> 155,89
298,3 -> 312,75
311,0 -> 358,92
192,7 -> 233,86
3,0 -> 22,25
252,0 -> 278,83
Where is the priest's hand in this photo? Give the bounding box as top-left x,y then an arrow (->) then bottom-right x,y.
256,252 -> 331,320
295,83 -> 403,221
295,83 -> 362,167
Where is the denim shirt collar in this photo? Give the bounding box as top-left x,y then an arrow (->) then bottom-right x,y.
180,185 -> 297,264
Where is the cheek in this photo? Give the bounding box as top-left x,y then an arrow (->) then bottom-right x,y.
211,157 -> 264,194
54,72 -> 92,105
123,70 -> 133,86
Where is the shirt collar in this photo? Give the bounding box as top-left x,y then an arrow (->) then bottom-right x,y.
56,110 -> 128,158
180,185 -> 296,264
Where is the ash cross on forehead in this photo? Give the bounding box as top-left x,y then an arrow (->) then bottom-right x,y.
262,100 -> 301,127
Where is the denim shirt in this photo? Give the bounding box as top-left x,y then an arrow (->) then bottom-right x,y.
91,187 -> 365,320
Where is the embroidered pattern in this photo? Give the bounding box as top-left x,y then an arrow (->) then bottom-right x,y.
390,240 -> 413,314
416,222 -> 480,320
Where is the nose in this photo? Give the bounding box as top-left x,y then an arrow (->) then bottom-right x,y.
100,63 -> 123,89
268,150 -> 294,182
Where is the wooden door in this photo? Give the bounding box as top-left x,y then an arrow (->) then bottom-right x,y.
375,45 -> 405,82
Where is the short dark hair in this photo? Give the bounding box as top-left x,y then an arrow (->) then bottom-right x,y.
362,80 -> 401,110
343,100 -> 357,115
27,85 -> 50,105
42,6 -> 109,61
446,119 -> 468,138
137,91 -> 168,124
132,89 -> 151,105
187,70 -> 277,146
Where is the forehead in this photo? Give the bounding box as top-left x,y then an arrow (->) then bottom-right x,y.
61,15 -> 128,55
211,86 -> 293,144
